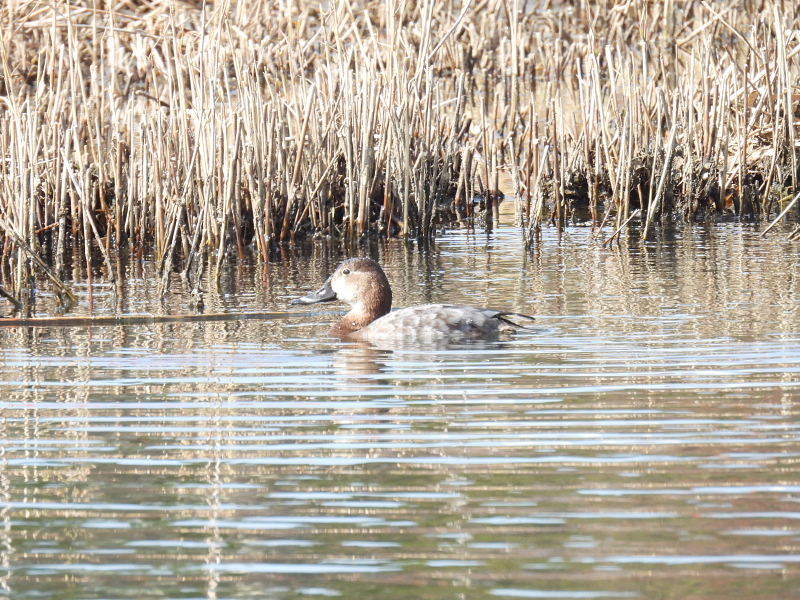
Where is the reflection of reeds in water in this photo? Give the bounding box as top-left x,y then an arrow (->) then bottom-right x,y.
0,405 -> 11,598
1,1 -> 799,303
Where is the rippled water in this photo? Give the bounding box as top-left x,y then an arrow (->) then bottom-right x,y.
2,226 -> 800,599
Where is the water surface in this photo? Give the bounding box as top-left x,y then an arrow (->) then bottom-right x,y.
2,226 -> 799,599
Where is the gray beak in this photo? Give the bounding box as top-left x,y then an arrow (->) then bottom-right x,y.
291,276 -> 337,305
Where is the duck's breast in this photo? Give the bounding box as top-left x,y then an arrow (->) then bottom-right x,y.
355,304 -> 502,342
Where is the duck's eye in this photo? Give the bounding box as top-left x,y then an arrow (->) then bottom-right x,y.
342,269 -> 350,275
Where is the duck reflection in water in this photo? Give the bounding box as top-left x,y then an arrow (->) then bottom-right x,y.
332,343 -> 392,391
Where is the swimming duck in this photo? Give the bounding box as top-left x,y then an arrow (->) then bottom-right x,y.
291,257 -> 534,342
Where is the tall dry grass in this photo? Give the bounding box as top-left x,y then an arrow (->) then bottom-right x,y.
0,0 -> 798,308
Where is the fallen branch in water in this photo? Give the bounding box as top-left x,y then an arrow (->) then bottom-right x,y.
0,311 -> 300,329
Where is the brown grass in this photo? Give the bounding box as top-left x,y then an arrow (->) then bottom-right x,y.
0,0 -> 798,307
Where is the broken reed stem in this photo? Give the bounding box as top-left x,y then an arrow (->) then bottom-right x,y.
603,209 -> 641,247
761,191 -> 800,236
0,284 -> 22,312
0,215 -> 77,305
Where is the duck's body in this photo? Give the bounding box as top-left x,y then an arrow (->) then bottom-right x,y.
292,257 -> 533,342
350,304 -> 520,343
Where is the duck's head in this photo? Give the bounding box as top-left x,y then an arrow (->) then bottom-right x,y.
292,258 -> 392,324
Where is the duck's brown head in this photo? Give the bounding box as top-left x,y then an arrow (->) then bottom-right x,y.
292,258 -> 392,331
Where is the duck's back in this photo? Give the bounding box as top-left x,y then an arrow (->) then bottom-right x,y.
353,304 -> 509,342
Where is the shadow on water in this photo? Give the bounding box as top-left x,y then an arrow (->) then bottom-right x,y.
1,225 -> 800,599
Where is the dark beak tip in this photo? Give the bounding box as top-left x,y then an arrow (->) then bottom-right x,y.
292,277 -> 337,306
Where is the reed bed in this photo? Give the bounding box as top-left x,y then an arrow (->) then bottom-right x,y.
0,0 -> 798,307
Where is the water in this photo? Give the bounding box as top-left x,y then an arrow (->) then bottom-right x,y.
1,225 -> 799,599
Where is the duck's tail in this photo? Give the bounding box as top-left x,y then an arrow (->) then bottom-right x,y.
496,311 -> 537,331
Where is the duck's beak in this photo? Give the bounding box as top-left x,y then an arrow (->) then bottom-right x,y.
291,276 -> 337,305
